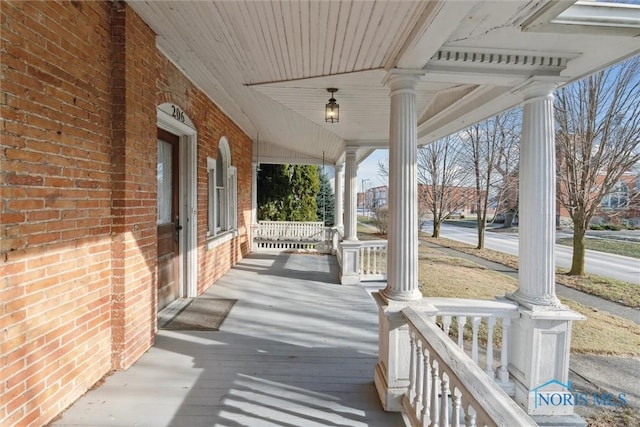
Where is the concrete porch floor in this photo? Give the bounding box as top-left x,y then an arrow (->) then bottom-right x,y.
52,252 -> 402,427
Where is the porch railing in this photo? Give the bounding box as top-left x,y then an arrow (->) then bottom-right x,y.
253,221 -> 334,253
359,240 -> 387,281
428,297 -> 519,395
402,307 -> 536,427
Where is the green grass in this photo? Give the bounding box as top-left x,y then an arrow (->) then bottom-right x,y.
417,243 -> 640,356
556,237 -> 640,259
357,225 -> 382,240
422,236 -> 640,308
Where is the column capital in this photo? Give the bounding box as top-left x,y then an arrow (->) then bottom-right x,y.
512,77 -> 565,103
345,145 -> 359,155
334,163 -> 343,172
383,69 -> 424,94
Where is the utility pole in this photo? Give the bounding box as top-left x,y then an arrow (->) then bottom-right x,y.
361,178 -> 370,217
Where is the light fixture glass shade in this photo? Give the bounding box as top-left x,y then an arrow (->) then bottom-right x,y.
325,99 -> 339,123
325,88 -> 339,123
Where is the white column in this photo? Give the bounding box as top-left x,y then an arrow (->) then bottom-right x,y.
343,147 -> 358,241
334,163 -> 344,229
374,70 -> 433,412
251,162 -> 258,225
507,80 -> 585,421
511,83 -> 561,308
250,161 -> 258,252
382,71 -> 422,302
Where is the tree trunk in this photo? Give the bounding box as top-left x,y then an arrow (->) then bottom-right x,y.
477,217 -> 485,249
432,220 -> 441,238
504,211 -> 515,228
569,224 -> 587,276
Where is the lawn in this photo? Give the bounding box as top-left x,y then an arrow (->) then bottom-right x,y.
556,237 -> 640,259
416,243 -> 640,356
421,235 -> 640,308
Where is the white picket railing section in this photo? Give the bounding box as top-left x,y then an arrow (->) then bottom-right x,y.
334,227 -> 344,266
429,297 -> 519,396
359,240 -> 387,281
253,221 -> 333,253
402,307 -> 536,427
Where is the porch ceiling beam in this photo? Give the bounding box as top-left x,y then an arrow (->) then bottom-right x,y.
390,1 -> 478,70
253,140 -> 335,165
344,139 -> 389,149
418,85 -> 518,143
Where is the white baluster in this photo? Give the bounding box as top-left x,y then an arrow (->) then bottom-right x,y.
499,317 -> 511,383
442,316 -> 451,336
421,349 -> 431,427
414,340 -> 424,416
440,374 -> 450,427
471,317 -> 481,364
457,316 -> 467,349
409,331 -> 417,403
465,405 -> 477,427
431,363 -> 440,427
486,317 -> 496,379
451,388 -> 462,427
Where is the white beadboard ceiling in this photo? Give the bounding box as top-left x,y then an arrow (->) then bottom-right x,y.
127,0 -> 640,165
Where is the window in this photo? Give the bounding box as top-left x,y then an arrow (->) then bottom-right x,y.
207,137 -> 237,237
157,140 -> 173,224
602,182 -> 628,209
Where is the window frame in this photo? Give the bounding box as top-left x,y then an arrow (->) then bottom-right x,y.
207,137 -> 238,243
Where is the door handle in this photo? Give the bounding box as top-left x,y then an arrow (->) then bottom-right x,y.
175,224 -> 183,231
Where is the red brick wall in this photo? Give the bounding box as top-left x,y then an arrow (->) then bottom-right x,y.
109,1 -> 157,371
156,57 -> 252,292
1,2 -> 114,425
1,1 -> 252,426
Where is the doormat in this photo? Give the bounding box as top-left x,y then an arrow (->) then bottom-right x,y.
159,298 -> 237,331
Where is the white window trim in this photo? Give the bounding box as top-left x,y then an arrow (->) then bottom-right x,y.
207,157 -> 216,236
207,138 -> 238,248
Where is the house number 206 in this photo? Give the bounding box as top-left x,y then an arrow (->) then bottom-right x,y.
171,105 -> 185,122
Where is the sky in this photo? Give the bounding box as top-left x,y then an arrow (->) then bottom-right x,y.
357,149 -> 388,192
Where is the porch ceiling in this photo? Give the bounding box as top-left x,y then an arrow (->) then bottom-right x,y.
127,0 -> 640,165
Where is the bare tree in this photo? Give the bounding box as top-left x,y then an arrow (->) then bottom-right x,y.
418,135 -> 470,238
463,110 -> 521,248
555,56 -> 640,276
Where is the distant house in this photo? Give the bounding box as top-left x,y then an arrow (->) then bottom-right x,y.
557,165 -> 640,227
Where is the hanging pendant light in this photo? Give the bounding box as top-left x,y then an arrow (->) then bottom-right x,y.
325,88 -> 339,123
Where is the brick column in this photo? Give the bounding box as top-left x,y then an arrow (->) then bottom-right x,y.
110,2 -> 158,370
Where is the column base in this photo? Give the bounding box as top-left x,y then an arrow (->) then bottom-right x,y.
374,362 -> 405,412
372,292 -> 437,412
339,240 -> 361,285
508,304 -> 585,417
381,287 -> 422,302
507,290 -> 564,311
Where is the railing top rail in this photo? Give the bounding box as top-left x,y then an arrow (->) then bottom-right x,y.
428,297 -> 520,318
358,239 -> 387,247
403,306 -> 537,427
257,221 -> 325,226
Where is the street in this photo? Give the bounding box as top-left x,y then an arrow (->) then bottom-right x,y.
423,222 -> 640,285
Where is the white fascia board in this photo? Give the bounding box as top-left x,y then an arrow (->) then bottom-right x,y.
524,0 -> 640,36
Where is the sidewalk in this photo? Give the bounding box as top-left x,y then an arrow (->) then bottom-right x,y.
421,240 -> 640,419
